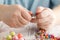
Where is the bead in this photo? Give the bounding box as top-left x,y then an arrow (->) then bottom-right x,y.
45,34 -> 49,39
57,38 -> 60,40
54,37 -> 57,40
48,34 -> 51,38
10,32 -> 15,37
6,35 -> 12,40
17,33 -> 23,39
35,28 -> 60,40
12,35 -> 18,40
19,38 -> 25,40
50,35 -> 54,38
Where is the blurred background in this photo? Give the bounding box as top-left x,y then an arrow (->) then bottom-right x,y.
0,0 -> 60,40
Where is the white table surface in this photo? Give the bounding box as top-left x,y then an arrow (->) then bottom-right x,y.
0,21 -> 60,40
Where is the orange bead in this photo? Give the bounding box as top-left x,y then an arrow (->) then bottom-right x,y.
17,33 -> 23,39
54,37 -> 57,40
45,34 -> 48,39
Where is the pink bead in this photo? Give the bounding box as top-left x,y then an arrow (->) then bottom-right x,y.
12,35 -> 18,40
18,38 -> 25,40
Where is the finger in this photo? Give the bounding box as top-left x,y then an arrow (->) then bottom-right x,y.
37,20 -> 51,27
37,14 -> 54,23
37,15 -> 54,30
12,15 -> 24,28
16,11 -> 29,25
10,11 -> 24,28
20,8 -> 32,21
37,20 -> 53,30
13,11 -> 28,27
37,19 -> 51,30
28,11 -> 33,16
36,7 -> 50,19
13,5 -> 32,21
37,20 -> 52,29
36,7 -> 45,15
36,7 -> 45,16
37,18 -> 54,30
23,8 -> 33,16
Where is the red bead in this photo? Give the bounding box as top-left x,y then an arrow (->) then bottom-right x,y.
50,35 -> 54,38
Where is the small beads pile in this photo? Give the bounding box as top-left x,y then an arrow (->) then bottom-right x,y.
35,28 -> 60,40
6,32 -> 25,40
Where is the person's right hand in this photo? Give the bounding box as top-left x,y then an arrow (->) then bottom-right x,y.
0,5 -> 31,28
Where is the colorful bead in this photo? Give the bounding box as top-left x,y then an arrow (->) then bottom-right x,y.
17,33 -> 23,39
50,35 -> 54,38
10,32 -> 15,37
12,35 -> 18,40
6,35 -> 12,40
19,38 -> 25,40
54,37 -> 57,40
35,28 -> 59,40
48,34 -> 51,38
45,34 -> 49,39
5,29 -> 60,40
6,32 -> 25,40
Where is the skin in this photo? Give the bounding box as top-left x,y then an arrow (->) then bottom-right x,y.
0,5 -> 31,28
0,5 -> 55,30
36,7 -> 55,30
53,5 -> 60,25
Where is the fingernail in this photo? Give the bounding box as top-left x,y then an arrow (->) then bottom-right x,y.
36,7 -> 45,16
36,7 -> 41,15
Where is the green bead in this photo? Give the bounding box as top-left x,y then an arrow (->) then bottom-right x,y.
6,35 -> 12,40
10,32 -> 15,36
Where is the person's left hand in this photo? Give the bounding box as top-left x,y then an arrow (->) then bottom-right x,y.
36,7 -> 55,30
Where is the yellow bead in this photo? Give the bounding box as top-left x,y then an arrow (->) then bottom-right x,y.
6,35 -> 12,40
10,32 -> 15,37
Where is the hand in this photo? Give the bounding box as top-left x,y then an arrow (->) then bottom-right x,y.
36,7 -> 55,30
0,5 -> 31,28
